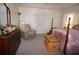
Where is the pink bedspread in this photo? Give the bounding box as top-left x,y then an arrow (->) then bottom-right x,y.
52,28 -> 79,54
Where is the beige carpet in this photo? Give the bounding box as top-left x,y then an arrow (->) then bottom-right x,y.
16,35 -> 60,55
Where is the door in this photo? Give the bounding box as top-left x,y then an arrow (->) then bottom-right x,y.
36,13 -> 51,34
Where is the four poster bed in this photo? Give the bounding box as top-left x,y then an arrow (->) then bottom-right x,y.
48,18 -> 79,54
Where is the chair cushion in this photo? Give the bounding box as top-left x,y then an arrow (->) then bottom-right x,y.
21,24 -> 31,32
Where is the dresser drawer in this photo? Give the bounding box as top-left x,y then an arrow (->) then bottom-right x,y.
45,35 -> 59,42
47,43 -> 59,49
44,39 -> 59,47
47,42 -> 59,47
47,44 -> 60,52
44,39 -> 60,52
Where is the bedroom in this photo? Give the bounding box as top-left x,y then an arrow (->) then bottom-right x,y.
0,3 -> 79,55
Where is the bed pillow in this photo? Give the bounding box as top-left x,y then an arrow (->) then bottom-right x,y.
72,24 -> 79,30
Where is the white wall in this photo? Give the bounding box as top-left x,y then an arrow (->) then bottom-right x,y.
19,7 -> 63,34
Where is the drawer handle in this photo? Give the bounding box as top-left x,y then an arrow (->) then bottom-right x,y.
53,46 -> 56,48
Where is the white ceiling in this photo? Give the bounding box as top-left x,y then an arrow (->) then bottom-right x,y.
14,3 -> 79,10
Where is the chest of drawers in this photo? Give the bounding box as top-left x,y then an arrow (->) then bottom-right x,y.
0,29 -> 21,55
44,34 -> 60,52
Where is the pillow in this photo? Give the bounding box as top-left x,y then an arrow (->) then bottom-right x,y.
72,24 -> 79,30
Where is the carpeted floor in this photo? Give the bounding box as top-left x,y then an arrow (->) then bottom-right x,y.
16,35 -> 60,55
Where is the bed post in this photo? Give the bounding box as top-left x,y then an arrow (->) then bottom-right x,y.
47,18 -> 53,35
51,18 -> 53,30
63,17 -> 71,55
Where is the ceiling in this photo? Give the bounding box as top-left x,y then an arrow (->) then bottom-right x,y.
14,3 -> 79,10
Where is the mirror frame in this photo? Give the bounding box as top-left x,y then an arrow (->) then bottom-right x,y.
3,3 -> 11,27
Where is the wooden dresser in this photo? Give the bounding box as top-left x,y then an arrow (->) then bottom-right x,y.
44,34 -> 60,53
0,29 -> 21,55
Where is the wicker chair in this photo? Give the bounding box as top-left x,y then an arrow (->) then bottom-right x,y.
20,24 -> 36,39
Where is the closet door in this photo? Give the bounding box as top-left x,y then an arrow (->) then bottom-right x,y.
36,13 -> 51,34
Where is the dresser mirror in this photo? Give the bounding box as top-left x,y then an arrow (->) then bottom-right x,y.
0,3 -> 7,26
0,3 -> 11,26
